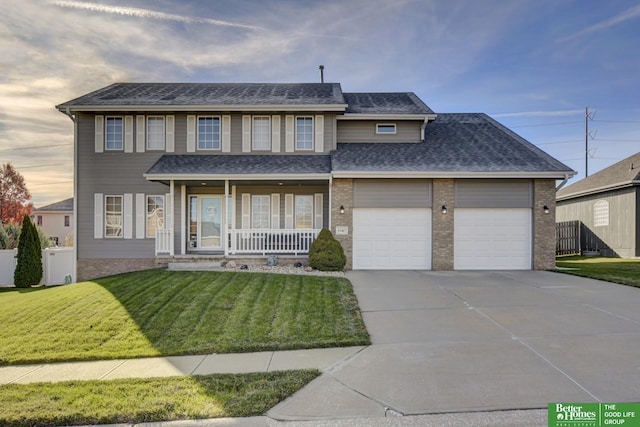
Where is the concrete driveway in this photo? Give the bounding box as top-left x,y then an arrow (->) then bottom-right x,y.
269,270 -> 640,421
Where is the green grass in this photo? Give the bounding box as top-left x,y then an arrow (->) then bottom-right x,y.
0,370 -> 320,427
555,256 -> 640,288
0,270 -> 370,365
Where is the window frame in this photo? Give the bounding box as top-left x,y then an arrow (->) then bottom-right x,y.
294,195 -> 314,229
146,116 -> 166,151
197,116 -> 221,151
376,123 -> 397,135
64,215 -> 70,227
252,116 -> 271,151
105,195 -> 123,238
146,195 -> 165,238
105,116 -> 124,151
295,116 -> 314,151
251,195 -> 271,229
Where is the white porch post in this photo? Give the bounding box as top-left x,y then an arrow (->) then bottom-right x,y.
224,180 -> 229,257
169,180 -> 175,256
328,176 -> 332,231
180,185 -> 186,255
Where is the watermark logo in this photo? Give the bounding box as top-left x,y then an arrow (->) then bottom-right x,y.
549,403 -> 640,427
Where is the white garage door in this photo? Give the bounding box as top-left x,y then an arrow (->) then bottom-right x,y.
353,208 -> 431,270
454,209 -> 531,270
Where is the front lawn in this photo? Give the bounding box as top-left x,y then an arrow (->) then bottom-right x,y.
555,256 -> 640,288
0,370 -> 319,427
0,270 -> 370,365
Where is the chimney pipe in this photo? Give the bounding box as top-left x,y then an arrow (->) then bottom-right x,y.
319,65 -> 324,83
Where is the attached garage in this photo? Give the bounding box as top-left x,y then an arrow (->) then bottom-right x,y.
352,179 -> 432,270
453,180 -> 533,270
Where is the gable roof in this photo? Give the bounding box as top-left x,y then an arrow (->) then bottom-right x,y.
343,92 -> 434,115
57,83 -> 347,112
34,197 -> 73,212
331,113 -> 575,178
556,151 -> 640,201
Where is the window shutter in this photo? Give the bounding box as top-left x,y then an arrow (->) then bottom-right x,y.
123,193 -> 133,239
187,115 -> 196,152
285,115 -> 294,152
242,115 -> 251,153
136,194 -> 145,239
284,194 -> 294,229
315,115 -> 324,153
165,115 -> 175,152
222,115 -> 231,152
314,193 -> 324,229
136,115 -> 145,153
95,116 -> 104,153
271,115 -> 281,153
271,194 -> 280,229
124,116 -> 134,153
94,193 -> 103,238
241,194 -> 251,229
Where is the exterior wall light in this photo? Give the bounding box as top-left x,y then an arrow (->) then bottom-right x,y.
543,205 -> 550,214
340,205 -> 345,214
441,205 -> 448,214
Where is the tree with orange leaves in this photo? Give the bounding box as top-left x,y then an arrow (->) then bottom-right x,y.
0,163 -> 33,225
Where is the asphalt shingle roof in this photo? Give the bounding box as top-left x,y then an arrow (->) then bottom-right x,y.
58,83 -> 346,107
556,151 -> 640,200
146,155 -> 332,176
34,198 -> 73,212
343,92 -> 434,114
331,113 -> 574,174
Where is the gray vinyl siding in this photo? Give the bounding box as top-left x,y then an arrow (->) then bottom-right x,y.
556,187 -> 638,257
337,120 -> 423,143
76,114 -> 170,259
455,179 -> 533,208
353,179 -> 432,208
234,185 -> 329,229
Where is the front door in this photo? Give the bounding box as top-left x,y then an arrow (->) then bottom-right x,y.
190,196 -> 223,250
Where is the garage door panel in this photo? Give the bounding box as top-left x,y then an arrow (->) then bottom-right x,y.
454,209 -> 531,270
353,209 -> 431,270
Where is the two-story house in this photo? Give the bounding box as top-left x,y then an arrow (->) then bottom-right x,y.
32,197 -> 74,246
57,82 -> 575,281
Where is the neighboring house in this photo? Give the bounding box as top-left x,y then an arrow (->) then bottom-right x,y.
556,152 -> 640,257
56,82 -> 575,281
32,197 -> 74,246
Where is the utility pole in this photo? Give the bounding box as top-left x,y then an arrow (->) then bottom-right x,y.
585,107 -> 596,177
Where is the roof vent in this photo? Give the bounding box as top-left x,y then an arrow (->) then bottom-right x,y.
319,65 -> 324,83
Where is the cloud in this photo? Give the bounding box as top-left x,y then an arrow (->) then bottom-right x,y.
557,4 -> 640,43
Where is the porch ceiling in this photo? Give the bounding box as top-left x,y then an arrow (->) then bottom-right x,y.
164,179 -> 330,187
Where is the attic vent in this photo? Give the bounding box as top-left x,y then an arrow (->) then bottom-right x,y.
161,95 -> 177,101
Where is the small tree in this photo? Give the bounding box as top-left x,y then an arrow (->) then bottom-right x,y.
308,228 -> 346,271
14,214 -> 42,288
0,163 -> 33,224
1,223 -> 20,249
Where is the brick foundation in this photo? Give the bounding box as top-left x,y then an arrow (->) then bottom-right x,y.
77,258 -> 158,281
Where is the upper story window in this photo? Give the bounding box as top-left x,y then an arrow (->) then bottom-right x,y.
37,215 -> 43,226
105,195 -> 123,238
594,200 -> 609,227
198,116 -> 221,150
296,117 -> 314,150
105,117 -> 123,150
147,116 -> 165,150
376,123 -> 396,134
252,116 -> 271,150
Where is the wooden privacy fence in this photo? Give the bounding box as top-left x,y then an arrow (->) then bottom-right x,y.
556,220 -> 581,256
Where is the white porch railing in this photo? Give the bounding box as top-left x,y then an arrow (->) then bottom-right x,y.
155,229 -> 172,255
230,229 -> 320,255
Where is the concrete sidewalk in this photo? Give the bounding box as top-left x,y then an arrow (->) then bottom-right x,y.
0,346 -> 365,385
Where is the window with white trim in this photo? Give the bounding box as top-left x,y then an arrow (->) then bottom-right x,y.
376,123 -> 396,134
105,117 -> 123,150
251,195 -> 270,229
252,116 -> 271,150
146,116 -> 165,150
105,195 -> 123,238
296,117 -> 313,150
295,195 -> 313,229
198,116 -> 221,150
594,200 -> 609,227
146,195 -> 165,238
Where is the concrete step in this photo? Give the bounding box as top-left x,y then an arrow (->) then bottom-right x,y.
167,262 -> 222,271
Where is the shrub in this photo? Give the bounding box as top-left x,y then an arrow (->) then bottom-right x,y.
308,228 -> 346,271
1,223 -> 20,249
0,226 -> 8,249
13,214 -> 42,288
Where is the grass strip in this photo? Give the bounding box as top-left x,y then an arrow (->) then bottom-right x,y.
0,370 -> 320,427
555,256 -> 640,288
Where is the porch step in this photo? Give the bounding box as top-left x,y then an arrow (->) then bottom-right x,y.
168,262 -> 222,271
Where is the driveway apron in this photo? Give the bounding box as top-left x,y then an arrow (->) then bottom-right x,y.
269,270 -> 640,420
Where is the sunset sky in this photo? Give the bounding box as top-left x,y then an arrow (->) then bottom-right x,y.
2,0 -> 639,206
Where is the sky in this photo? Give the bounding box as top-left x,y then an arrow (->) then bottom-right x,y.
1,0 -> 639,207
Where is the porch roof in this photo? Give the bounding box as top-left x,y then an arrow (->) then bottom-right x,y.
144,154 -> 332,181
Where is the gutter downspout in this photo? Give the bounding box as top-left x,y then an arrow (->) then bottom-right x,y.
61,108 -> 78,283
556,173 -> 570,191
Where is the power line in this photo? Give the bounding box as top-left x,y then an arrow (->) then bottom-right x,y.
14,162 -> 73,169
510,120 -> 582,128
594,119 -> 640,124
0,143 -> 71,152
537,139 -> 582,146
28,181 -> 73,187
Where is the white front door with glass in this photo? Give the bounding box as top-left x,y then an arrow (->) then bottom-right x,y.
189,196 -> 223,250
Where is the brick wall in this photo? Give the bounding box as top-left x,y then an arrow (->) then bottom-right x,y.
533,179 -> 557,270
77,258 -> 158,281
432,178 -> 455,270
331,178 -> 353,270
